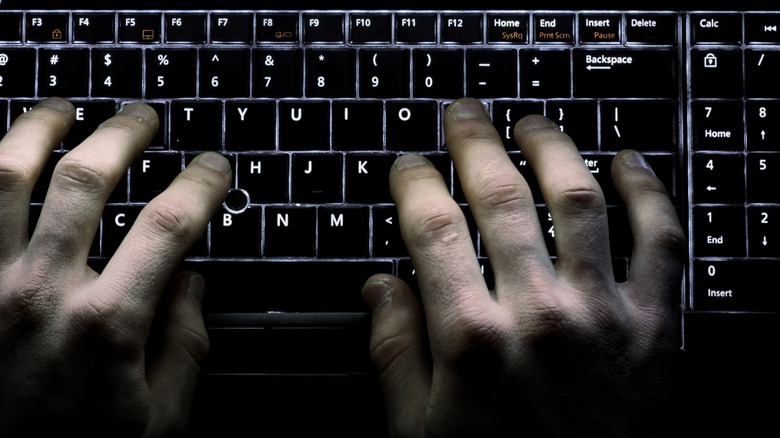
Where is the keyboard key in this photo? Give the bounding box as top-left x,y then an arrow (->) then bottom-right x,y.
63,100 -> 117,149
332,100 -> 384,151
129,153 -> 183,202
573,49 -> 676,98
303,13 -> 345,43
745,13 -> 780,44
118,13 -> 162,43
26,13 -> 68,43
225,101 -> 276,151
101,206 -> 142,256
746,153 -> 780,203
625,14 -> 677,45
349,13 -> 391,43
0,13 -> 22,42
691,14 -> 742,44
533,14 -> 575,44
199,49 -> 250,98
264,207 -> 316,257
745,50 -> 780,98
253,49 -> 303,97
578,14 -> 621,43
291,154 -> 343,203
0,49 -> 36,97
145,49 -> 197,98
412,49 -> 464,98
440,14 -> 483,44
747,207 -> 780,257
491,100 -> 545,150
395,13 -> 436,44
544,100 -> 598,147
600,100 -> 677,151
691,101 -> 744,151
306,49 -> 357,97
73,13 -> 115,43
210,13 -> 254,43
466,49 -> 518,98
237,154 -> 289,204
91,49 -> 143,98
318,207 -> 370,257
372,206 -> 406,257
211,207 -> 261,257
256,13 -> 299,43
278,101 -> 330,151
358,49 -> 411,98
37,49 -> 89,97
692,260 -> 780,311
345,154 -> 396,203
165,13 -> 206,43
519,49 -> 571,98
170,101 -> 223,151
692,206 -> 746,257
690,49 -> 743,98
691,154 -> 745,204
386,100 -> 439,151
487,14 -> 529,44
746,101 -> 780,150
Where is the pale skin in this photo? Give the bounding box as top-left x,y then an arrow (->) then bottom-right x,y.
0,97 -> 685,437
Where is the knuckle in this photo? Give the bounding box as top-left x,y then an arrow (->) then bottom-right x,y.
0,155 -> 34,192
473,174 -> 530,215
140,201 -> 193,239
411,205 -> 467,245
440,304 -> 507,364
551,183 -> 606,213
52,157 -> 112,195
68,293 -> 141,352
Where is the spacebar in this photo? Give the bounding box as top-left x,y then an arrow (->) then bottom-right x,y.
181,260 -> 394,313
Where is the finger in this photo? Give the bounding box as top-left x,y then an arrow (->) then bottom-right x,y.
27,103 -> 158,268
443,98 -> 553,294
514,115 -> 613,289
611,150 -> 686,308
362,274 -> 430,437
389,154 -> 492,328
145,272 -> 209,437
99,152 -> 231,333
0,97 -> 75,260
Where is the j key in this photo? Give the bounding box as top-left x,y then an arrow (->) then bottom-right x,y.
225,101 -> 276,151
27,13 -> 68,43
520,49 -> 571,98
345,154 -> 396,203
91,49 -> 143,98
145,49 -> 197,98
747,153 -> 780,203
573,49 -> 676,98
692,260 -> 780,312
264,207 -> 316,257
200,49 -> 250,98
306,49 -> 357,98
600,101 -> 677,151
332,100 -> 384,151
253,49 -> 303,98
170,101 -> 223,151
545,100 -> 598,147
129,153 -> 183,202
318,207 -> 370,257
413,49 -> 464,98
210,13 -> 254,43
0,49 -> 36,97
278,101 -> 330,151
691,101 -> 744,151
748,207 -> 780,257
372,206 -> 407,257
746,101 -> 780,150
101,205 -> 142,257
692,206 -> 746,257
165,13 -> 206,43
386,100 -> 439,151
440,14 -> 483,44
211,207 -> 261,258
118,13 -> 162,43
690,49 -> 743,98
291,154 -> 343,203
62,100 -> 117,149
691,153 -> 745,204
38,49 -> 89,97
236,154 -> 289,204
492,100 -> 545,149
256,13 -> 299,43
358,49 -> 411,98
73,13 -> 115,43
466,49 -> 518,98
303,13 -> 344,43
745,50 -> 780,98
395,13 -> 437,43
350,14 -> 391,43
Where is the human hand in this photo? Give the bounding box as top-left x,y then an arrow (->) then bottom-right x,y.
0,98 -> 231,436
362,97 -> 685,437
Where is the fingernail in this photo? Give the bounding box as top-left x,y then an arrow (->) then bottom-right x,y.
362,279 -> 393,311
515,114 -> 559,132
620,150 -> 656,175
393,154 -> 431,170
36,97 -> 73,113
192,152 -> 231,175
187,273 -> 206,304
118,102 -> 155,121
448,98 -> 489,120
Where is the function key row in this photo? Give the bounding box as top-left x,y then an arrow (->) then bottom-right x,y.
0,11 -> 680,45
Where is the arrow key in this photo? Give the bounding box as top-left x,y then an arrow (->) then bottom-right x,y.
748,206 -> 780,257
692,153 -> 745,204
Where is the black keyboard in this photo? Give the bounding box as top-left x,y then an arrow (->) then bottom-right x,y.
4,1 -> 780,436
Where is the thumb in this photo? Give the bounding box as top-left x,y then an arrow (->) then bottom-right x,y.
362,274 -> 432,437
144,272 -> 210,437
